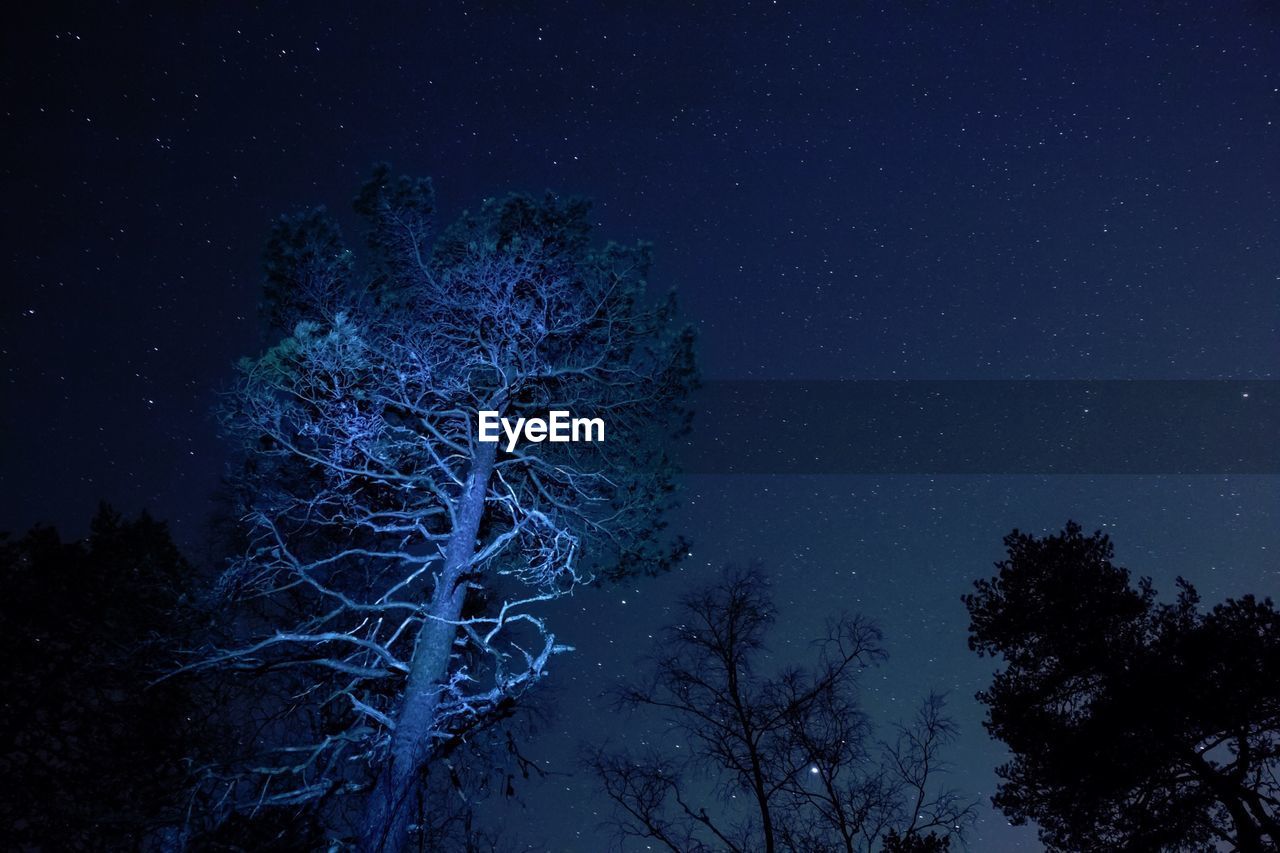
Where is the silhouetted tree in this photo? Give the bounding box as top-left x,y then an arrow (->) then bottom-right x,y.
880,828 -> 951,852
190,166 -> 693,851
964,522 -> 1280,852
589,568 -> 975,852
0,505 -> 206,849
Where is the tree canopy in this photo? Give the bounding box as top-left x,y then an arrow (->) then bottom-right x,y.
0,506 -> 205,849
197,167 -> 694,851
965,522 -> 1280,852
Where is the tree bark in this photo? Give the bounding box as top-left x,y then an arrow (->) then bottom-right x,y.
361,440 -> 496,853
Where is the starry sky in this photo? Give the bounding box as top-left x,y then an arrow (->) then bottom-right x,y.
2,3 -> 1278,850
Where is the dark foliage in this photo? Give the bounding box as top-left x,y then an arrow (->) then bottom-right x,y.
262,206 -> 353,332
881,830 -> 951,852
965,521 -> 1280,852
0,505 -> 207,850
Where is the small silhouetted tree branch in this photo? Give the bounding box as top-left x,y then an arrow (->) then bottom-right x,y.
588,567 -> 976,852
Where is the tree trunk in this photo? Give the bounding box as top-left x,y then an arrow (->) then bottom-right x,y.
361,441 -> 496,853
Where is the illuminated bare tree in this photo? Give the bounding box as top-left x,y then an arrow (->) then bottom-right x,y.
188,167 -> 693,851
589,568 -> 976,853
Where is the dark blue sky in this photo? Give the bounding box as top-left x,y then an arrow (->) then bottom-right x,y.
2,3 -> 1278,849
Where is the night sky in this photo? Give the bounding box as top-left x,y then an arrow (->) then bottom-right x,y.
3,3 -> 1278,850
